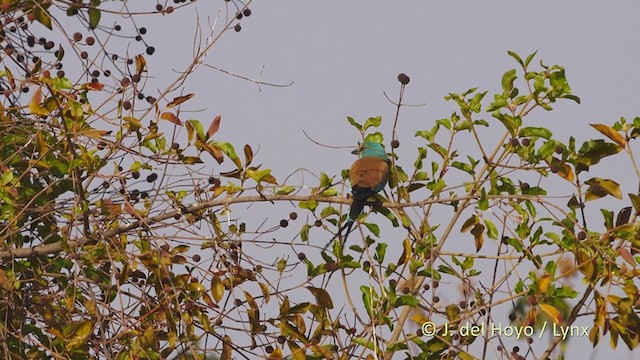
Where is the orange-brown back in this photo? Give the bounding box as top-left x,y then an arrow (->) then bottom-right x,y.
349,156 -> 389,192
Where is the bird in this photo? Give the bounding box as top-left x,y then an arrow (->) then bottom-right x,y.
323,141 -> 390,252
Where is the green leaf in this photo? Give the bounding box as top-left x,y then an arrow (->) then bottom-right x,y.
88,8 -> 101,29
578,140 -> 621,167
524,50 -> 538,67
34,8 -> 52,30
364,223 -> 380,237
213,142 -> 241,168
507,51 -> 524,67
394,295 -> 419,307
347,116 -> 363,131
483,219 -> 498,240
364,132 -> 384,143
363,116 -> 382,130
492,112 -> 521,136
501,69 -> 517,93
276,186 -> 295,195
374,242 -> 387,263
519,127 -> 552,139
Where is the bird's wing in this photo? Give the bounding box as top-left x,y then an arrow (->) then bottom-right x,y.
349,156 -> 389,192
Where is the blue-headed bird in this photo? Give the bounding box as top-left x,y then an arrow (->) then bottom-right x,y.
323,141 -> 390,252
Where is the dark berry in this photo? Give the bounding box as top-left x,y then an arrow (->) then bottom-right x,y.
234,24 -> 241,32
297,252 -> 306,261
433,296 -> 440,303
57,70 -> 65,78
236,12 -> 243,20
391,139 -> 400,148
277,336 -> 286,344
156,4 -> 163,11
555,145 -> 564,154
289,212 -> 297,220
131,171 -> 140,179
132,74 -> 141,83
123,101 -> 132,110
135,35 -> 142,41
139,27 -> 147,35
115,25 -> 121,31
147,173 -> 158,182
577,231 -> 586,240
520,182 -> 530,191
73,32 -> 82,41
521,138 -> 531,146
265,345 -> 273,354
146,46 -> 155,55
314,220 -> 322,227
509,313 -> 516,321
550,164 -> 559,173
120,78 -> 130,87
279,219 -> 288,228
86,37 -> 95,45
397,73 -> 410,84
510,138 -> 519,146
243,8 -> 252,16
193,254 -> 201,262
80,51 -> 88,59
513,346 -> 520,353
111,54 -> 119,61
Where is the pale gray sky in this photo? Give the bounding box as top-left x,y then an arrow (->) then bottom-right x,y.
121,1 -> 639,358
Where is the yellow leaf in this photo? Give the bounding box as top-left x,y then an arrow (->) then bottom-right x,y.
539,274 -> 551,293
66,320 -> 94,350
221,335 -> 232,360
29,87 -> 48,116
591,123 -> 627,147
160,112 -> 182,125
259,282 -> 271,304
268,347 -> 283,360
211,276 -> 224,302
306,286 -> 334,309
539,303 -> 562,324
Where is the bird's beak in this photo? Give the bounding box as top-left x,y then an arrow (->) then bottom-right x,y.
351,146 -> 362,155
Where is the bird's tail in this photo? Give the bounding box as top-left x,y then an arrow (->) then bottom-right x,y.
349,186 -> 375,220
321,219 -> 354,253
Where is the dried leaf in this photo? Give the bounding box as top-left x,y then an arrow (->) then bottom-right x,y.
167,93 -> 195,108
135,55 -> 146,75
160,112 -> 182,125
208,115 -> 221,139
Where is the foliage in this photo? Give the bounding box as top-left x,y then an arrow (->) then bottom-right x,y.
0,1 -> 639,360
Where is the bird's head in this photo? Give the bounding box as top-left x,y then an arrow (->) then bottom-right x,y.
352,141 -> 386,160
